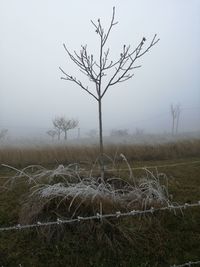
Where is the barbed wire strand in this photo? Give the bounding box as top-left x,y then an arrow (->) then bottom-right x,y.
170,260 -> 200,267
2,260 -> 200,267
0,201 -> 199,232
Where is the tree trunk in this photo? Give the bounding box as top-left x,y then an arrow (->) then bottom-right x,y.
172,117 -> 175,136
64,130 -> 67,140
176,112 -> 180,135
98,99 -> 104,179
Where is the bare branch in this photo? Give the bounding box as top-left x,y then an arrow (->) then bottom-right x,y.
91,6 -> 118,47
63,44 -> 100,85
101,35 -> 159,98
102,7 -> 118,46
59,67 -> 98,101
137,34 -> 160,58
63,44 -> 84,70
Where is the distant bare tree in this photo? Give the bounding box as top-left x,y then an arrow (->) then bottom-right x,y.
0,129 -> 8,140
59,7 -> 159,177
52,117 -> 64,140
52,116 -> 78,141
46,129 -> 58,141
175,105 -> 181,134
61,118 -> 79,140
171,105 -> 176,135
171,104 -> 181,135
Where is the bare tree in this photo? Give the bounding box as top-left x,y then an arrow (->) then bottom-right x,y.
60,118 -> 79,140
171,104 -> 176,135
59,7 -> 159,177
175,105 -> 181,134
171,104 -> 181,135
52,116 -> 78,141
52,117 -> 64,140
0,129 -> 8,140
46,129 -> 58,141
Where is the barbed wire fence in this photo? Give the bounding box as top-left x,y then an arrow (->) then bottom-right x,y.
1,202 -> 200,266
0,201 -> 199,232
6,262 -> 200,267
1,203 -> 200,266
1,260 -> 200,267
2,262 -> 200,267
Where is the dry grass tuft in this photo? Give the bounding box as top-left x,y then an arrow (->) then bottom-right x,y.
2,156 -> 169,230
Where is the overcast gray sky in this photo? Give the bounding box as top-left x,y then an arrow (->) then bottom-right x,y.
0,0 -> 200,138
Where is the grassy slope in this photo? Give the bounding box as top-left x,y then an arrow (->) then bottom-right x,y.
0,146 -> 200,267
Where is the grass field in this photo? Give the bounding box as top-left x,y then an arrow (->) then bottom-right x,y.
0,140 -> 200,267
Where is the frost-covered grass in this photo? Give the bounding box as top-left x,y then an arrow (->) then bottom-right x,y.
2,154 -> 169,229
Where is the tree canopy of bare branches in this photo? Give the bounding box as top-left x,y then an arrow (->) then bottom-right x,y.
52,116 -> 78,141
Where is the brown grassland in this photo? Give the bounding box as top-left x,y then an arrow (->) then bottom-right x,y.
1,139 -> 200,167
